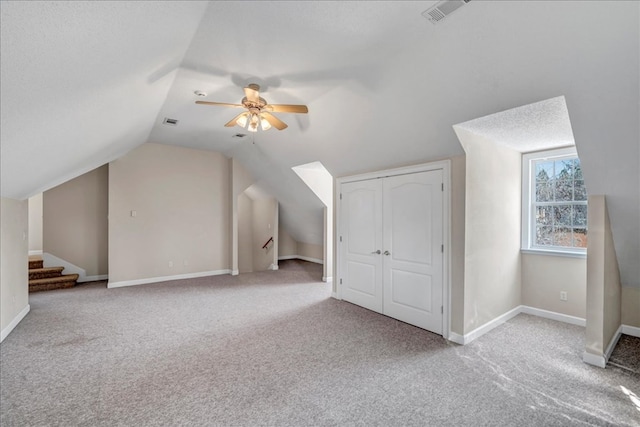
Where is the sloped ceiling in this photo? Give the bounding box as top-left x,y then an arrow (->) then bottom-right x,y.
1,1 -> 638,286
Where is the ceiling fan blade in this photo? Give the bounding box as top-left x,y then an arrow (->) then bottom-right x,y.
195,101 -> 244,108
260,112 -> 288,130
264,104 -> 308,114
244,85 -> 260,103
225,112 -> 248,127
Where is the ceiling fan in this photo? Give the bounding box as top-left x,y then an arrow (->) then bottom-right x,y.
195,83 -> 308,132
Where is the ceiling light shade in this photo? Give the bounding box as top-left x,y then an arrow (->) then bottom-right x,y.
247,113 -> 260,132
235,112 -> 249,128
260,115 -> 272,131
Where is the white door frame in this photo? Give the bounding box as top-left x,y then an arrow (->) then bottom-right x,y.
335,160 -> 451,341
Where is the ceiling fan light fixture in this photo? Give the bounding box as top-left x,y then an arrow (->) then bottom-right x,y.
235,112 -> 249,128
247,113 -> 260,132
196,83 -> 308,132
260,115 -> 272,131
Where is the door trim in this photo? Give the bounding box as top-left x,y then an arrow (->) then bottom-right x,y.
335,160 -> 451,341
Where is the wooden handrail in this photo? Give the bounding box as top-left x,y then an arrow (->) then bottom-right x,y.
262,237 -> 274,249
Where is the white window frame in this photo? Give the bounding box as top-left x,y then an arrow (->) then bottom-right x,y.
521,147 -> 587,258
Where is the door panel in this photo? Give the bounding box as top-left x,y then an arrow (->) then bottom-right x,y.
390,269 -> 432,312
346,261 -> 377,296
341,179 -> 383,313
383,171 -> 443,333
339,169 -> 444,334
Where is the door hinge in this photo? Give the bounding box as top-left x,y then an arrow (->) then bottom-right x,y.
340,236 -> 342,242
441,183 -> 444,191
441,306 -> 443,314
340,278 -> 342,284
441,244 -> 444,253
340,193 -> 342,200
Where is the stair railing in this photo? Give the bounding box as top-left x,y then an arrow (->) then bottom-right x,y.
262,237 -> 274,252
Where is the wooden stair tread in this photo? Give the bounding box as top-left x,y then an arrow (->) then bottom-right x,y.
29,267 -> 66,280
29,274 -> 79,285
28,260 -> 44,269
29,267 -> 64,274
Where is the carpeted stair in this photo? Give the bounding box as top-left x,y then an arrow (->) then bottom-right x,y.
28,257 -> 78,292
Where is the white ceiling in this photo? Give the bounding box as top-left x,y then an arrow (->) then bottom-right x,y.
454,96 -> 575,153
1,1 -> 638,287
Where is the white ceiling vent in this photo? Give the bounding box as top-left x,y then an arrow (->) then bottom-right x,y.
163,117 -> 179,126
423,0 -> 471,24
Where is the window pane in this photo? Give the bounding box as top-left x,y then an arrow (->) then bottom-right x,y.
536,226 -> 553,246
526,152 -> 587,251
553,227 -> 572,247
574,162 -> 583,180
574,180 -> 587,201
535,206 -> 552,226
536,183 -> 553,202
573,205 -> 588,227
554,205 -> 572,227
554,180 -> 573,201
535,161 -> 554,183
573,228 -> 588,248
574,229 -> 588,247
555,159 -> 574,180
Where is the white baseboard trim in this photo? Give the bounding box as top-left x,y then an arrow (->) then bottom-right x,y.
582,351 -> 606,368
278,255 -> 324,265
1,304 -> 30,343
604,325 -> 623,364
621,324 -> 640,338
78,274 -> 109,283
28,250 -> 43,256
520,306 -> 586,327
231,270 -> 239,276
446,305 -> 586,345
582,324 -> 638,369
107,270 -> 231,289
448,332 -> 465,345
322,276 -> 333,283
331,291 -> 338,299
455,305 -> 522,345
269,264 -> 279,271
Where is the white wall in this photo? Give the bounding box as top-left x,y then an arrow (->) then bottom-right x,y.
251,198 -> 278,272
297,242 -> 323,262
1,198 -> 29,342
621,287 -> 640,328
585,195 -> 622,364
450,155 -> 466,336
522,254 -> 586,319
231,158 -> 255,275
237,192 -> 253,274
292,161 -> 334,279
28,193 -> 43,254
43,165 -> 108,277
278,227 -> 298,258
108,143 -> 230,285
457,129 -> 522,335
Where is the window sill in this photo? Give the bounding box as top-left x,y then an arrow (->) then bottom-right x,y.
521,248 -> 586,259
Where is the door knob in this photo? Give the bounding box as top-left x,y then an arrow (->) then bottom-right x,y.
384,250 -> 391,256
371,250 -> 381,254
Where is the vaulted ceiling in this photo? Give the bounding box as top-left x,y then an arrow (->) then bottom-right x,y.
1,1 -> 638,287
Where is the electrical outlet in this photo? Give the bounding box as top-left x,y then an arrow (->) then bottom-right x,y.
168,261 -> 173,268
560,291 -> 568,301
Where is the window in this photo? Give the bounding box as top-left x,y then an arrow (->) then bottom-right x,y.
522,147 -> 587,256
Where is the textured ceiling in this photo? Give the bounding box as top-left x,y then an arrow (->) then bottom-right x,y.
1,1 -> 638,286
454,97 -> 575,153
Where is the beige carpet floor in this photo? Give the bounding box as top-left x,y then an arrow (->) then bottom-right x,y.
1,260 -> 638,426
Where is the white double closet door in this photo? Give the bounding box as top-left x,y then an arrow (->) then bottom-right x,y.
340,169 -> 444,334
